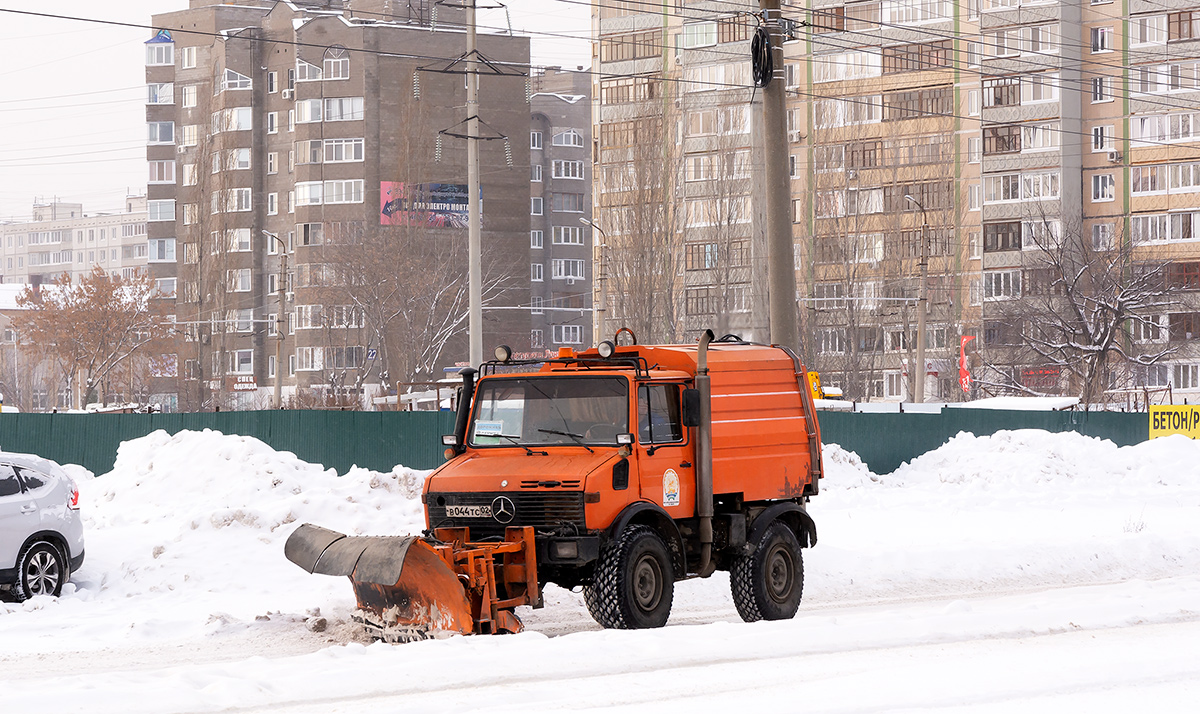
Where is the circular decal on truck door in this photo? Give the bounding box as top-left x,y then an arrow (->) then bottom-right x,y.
663,469 -> 680,507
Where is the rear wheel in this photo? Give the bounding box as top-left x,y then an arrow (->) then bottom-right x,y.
730,521 -> 804,622
15,541 -> 67,602
583,525 -> 674,629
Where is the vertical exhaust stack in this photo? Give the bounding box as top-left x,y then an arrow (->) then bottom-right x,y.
695,330 -> 715,577
451,368 -> 478,452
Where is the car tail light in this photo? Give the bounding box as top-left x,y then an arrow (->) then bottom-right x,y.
68,483 -> 80,510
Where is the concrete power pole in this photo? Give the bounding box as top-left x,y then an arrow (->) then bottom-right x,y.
466,0 -> 483,368
759,0 -> 800,353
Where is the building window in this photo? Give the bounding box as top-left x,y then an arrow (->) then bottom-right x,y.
228,269 -> 252,292
324,97 -> 364,121
147,122 -> 174,145
681,21 -> 717,49
552,258 -> 586,280
551,193 -> 585,212
147,83 -> 173,104
554,324 -> 583,344
531,131 -> 543,149
1092,76 -> 1112,102
148,160 -> 176,184
229,349 -> 253,374
530,230 -> 544,249
552,160 -> 585,179
155,278 -> 177,298
267,71 -> 277,93
1092,173 -> 1115,201
531,164 -> 542,182
983,269 -> 1021,300
324,56 -> 350,80
552,129 -> 584,147
267,193 -> 278,216
324,138 -> 365,163
531,197 -> 543,215
147,200 -> 176,222
179,46 -> 196,69
1092,223 -> 1115,250
1091,26 -> 1113,52
1092,125 -> 1114,151
147,238 -> 176,262
531,296 -> 544,315
531,263 -> 543,282
298,223 -> 324,246
146,42 -> 174,66
531,329 -> 544,348
552,226 -> 584,245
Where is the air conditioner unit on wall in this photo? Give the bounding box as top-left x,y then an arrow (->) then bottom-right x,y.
787,130 -> 801,143
281,89 -> 294,100
1107,150 -> 1122,163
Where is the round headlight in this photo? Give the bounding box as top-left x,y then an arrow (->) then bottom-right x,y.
494,345 -> 513,362
597,340 -> 615,359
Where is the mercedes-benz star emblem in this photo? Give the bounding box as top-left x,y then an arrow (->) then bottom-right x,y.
491,495 -> 516,524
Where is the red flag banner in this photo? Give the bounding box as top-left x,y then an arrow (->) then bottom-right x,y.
959,335 -> 976,392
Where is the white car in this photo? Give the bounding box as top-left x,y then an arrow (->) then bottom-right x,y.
0,453 -> 85,601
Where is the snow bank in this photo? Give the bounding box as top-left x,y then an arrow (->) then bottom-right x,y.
2,427 -> 1198,656
0,429 -> 430,648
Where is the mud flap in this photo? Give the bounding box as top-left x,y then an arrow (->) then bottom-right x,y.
285,524 -> 474,640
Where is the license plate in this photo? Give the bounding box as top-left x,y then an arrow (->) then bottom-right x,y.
446,505 -> 492,518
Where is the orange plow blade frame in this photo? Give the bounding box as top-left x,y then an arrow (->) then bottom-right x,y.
284,523 -> 540,642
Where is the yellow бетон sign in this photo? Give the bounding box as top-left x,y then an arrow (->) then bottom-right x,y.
1149,405 -> 1200,439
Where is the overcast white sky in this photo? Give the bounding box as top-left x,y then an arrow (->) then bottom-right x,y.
0,0 -> 591,222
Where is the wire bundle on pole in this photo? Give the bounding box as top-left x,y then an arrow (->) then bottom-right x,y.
751,25 -> 772,88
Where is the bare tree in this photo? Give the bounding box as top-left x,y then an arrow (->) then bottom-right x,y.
982,218 -> 1179,405
13,268 -> 168,408
599,109 -> 687,344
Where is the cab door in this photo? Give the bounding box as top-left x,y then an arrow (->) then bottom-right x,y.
633,383 -> 695,518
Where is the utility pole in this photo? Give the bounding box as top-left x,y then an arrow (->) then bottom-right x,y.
264,230 -> 287,409
904,195 -> 929,403
759,0 -> 800,353
466,0 -> 483,368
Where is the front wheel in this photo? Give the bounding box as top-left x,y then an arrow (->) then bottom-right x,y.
15,541 -> 67,602
730,521 -> 804,622
583,525 -> 674,629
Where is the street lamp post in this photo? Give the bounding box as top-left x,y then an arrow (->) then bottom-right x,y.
263,230 -> 287,409
904,194 -> 929,403
579,217 -> 607,344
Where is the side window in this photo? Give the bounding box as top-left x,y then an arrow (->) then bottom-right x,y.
15,468 -> 47,492
0,465 -> 21,498
638,384 -> 684,444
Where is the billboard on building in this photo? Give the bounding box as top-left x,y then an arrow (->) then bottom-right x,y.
380,182 -> 472,228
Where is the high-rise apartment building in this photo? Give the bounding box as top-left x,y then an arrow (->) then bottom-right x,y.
0,196 -> 149,287
530,68 -> 593,352
789,0 -> 1200,404
592,3 -> 769,344
145,0 -> 531,411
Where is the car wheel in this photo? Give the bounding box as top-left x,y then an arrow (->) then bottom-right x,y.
583,525 -> 674,629
730,521 -> 804,623
15,541 -> 66,602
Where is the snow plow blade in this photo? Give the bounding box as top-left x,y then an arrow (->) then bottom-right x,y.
285,524 -> 540,642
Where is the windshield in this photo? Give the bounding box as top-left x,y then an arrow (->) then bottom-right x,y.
469,376 -> 629,447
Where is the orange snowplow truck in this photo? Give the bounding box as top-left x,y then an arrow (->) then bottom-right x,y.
286,330 -> 823,640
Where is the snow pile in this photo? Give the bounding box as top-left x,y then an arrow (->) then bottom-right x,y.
1,429 -> 429,648
2,426 -> 1198,662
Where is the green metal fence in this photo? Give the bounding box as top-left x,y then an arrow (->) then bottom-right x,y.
0,408 -> 1148,477
816,409 -> 1149,474
0,410 -> 458,476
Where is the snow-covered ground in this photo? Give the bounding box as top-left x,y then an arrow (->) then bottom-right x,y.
2,428 -> 1198,713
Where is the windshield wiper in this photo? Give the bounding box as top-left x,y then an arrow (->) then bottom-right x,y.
494,433 -> 547,456
538,428 -> 594,453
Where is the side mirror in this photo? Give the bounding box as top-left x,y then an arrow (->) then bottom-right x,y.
681,388 -> 701,427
